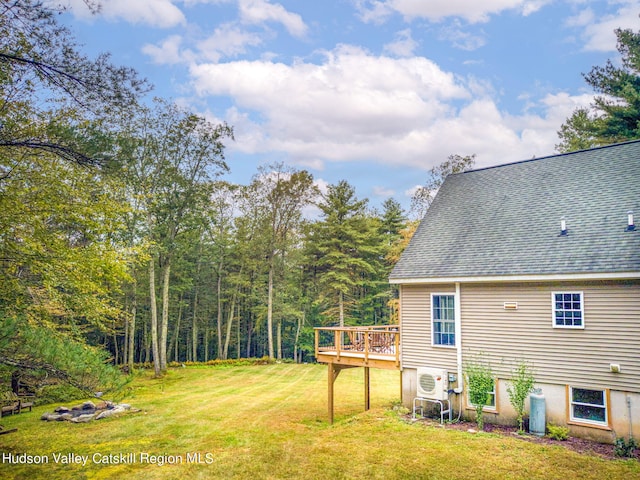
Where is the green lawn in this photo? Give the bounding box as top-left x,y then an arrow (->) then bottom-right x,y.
0,364 -> 638,479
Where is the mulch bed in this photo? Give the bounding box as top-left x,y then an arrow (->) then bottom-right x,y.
411,417 -> 637,461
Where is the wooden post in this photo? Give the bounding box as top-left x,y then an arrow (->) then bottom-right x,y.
364,367 -> 370,411
328,363 -> 338,424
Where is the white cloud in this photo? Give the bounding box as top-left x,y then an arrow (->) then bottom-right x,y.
191,45 -> 469,165
383,29 -> 418,57
438,21 -> 486,51
197,23 -> 264,62
573,1 -> 640,52
373,186 -> 396,197
239,0 -> 308,37
142,35 -> 195,65
189,45 -> 587,173
356,0 -> 552,24
54,0 -> 186,27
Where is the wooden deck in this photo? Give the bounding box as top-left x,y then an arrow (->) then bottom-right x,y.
314,325 -> 401,423
314,325 -> 400,370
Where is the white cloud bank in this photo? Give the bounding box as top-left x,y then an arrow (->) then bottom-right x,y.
355,0 -> 551,24
55,0 -> 186,27
190,45 -> 592,171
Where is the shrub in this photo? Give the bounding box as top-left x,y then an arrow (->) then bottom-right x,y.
506,360 -> 536,433
465,355 -> 494,431
614,437 -> 637,458
547,424 -> 569,441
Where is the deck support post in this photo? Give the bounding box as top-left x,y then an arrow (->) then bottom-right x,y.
328,363 -> 337,424
327,362 -> 358,424
364,367 -> 370,411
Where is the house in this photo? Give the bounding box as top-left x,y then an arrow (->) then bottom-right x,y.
389,140 -> 640,442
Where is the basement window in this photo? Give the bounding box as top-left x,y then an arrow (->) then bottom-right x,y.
552,292 -> 584,328
570,387 -> 608,426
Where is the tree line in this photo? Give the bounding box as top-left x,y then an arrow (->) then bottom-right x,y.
1,0 -> 639,394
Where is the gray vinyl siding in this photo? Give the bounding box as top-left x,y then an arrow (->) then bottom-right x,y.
400,280 -> 640,392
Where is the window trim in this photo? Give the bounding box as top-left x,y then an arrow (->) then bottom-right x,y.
567,386 -> 611,429
466,378 -> 498,413
551,291 -> 585,329
430,292 -> 456,348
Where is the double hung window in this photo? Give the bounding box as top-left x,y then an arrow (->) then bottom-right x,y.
570,387 -> 608,426
553,292 -> 584,328
432,294 -> 455,346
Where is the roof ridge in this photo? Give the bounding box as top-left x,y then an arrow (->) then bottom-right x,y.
459,139 -> 640,175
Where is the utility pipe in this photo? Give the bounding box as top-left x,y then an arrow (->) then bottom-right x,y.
454,282 -> 463,394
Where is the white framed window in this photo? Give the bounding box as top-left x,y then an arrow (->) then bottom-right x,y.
431,293 -> 456,347
570,387 -> 608,426
467,380 -> 497,411
552,292 -> 584,328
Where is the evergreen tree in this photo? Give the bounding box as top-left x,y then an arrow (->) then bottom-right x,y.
305,180 -> 381,326
557,28 -> 640,152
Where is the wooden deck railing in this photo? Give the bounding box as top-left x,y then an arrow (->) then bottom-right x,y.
314,325 -> 400,369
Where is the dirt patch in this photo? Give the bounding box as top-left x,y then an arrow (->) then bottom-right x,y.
411,417 -> 636,461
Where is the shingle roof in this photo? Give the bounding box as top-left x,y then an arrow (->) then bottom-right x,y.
390,141 -> 640,281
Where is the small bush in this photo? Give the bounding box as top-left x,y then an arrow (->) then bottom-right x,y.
614,437 -> 637,458
546,424 -> 569,441
36,384 -> 86,406
506,360 -> 536,433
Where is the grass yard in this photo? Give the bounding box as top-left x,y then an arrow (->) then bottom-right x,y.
0,363 -> 638,479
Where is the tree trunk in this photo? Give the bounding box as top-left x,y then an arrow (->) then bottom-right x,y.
246,320 -> 253,358
267,258 -> 275,359
168,293 -> 183,362
149,257 -> 161,376
160,259 -> 171,371
277,320 -> 282,360
223,297 -> 236,360
294,311 -> 304,363
237,308 -> 241,359
216,271 -> 223,359
339,290 -> 345,327
128,288 -> 136,371
204,327 -> 209,362
192,289 -> 198,362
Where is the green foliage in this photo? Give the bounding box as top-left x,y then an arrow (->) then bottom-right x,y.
506,360 -> 536,433
34,384 -> 87,406
0,317 -> 129,396
411,154 -> 476,218
614,437 -> 637,458
464,355 -> 494,430
557,28 -> 640,152
547,424 -> 570,441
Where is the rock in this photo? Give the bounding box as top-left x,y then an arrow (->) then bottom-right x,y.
71,414 -> 96,423
57,413 -> 73,421
41,413 -> 60,421
95,406 -> 125,420
81,401 -> 96,410
54,406 -> 70,413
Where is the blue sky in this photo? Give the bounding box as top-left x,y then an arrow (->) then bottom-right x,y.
57,0 -> 640,214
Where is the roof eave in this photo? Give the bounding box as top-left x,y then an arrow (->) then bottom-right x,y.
388,271 -> 640,285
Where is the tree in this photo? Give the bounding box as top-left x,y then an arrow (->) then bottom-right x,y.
0,0 -> 148,167
506,360 -> 536,433
245,164 -> 318,359
306,181 -> 381,326
411,154 -> 475,218
557,28 -> 640,152
115,99 -> 232,374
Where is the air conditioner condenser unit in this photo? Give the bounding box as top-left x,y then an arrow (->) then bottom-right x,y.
416,367 -> 449,401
